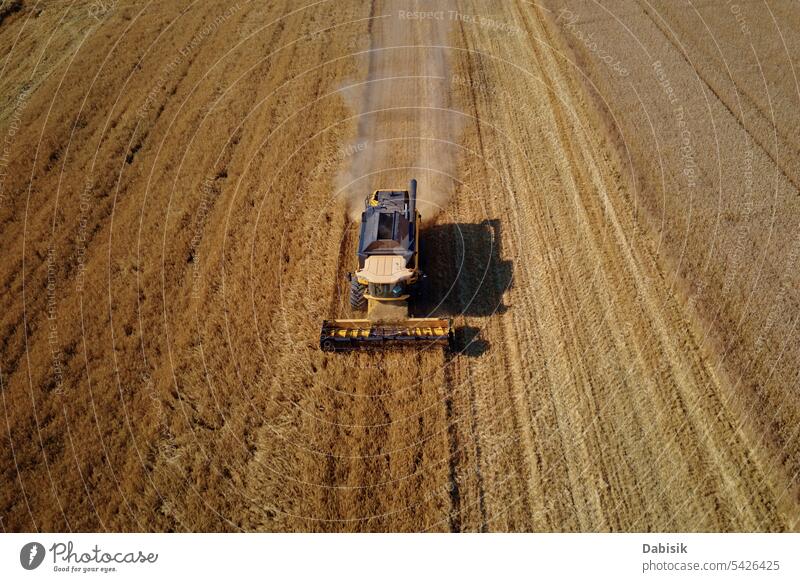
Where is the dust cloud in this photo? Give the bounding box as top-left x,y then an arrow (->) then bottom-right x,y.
337,0 -> 464,221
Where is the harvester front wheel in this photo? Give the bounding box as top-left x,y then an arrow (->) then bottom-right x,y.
349,278 -> 366,310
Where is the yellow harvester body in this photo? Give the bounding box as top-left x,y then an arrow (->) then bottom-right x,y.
320,179 -> 453,351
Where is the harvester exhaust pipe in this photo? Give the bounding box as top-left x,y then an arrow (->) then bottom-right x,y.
409,178 -> 417,218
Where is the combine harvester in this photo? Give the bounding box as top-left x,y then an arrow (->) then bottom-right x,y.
320,179 -> 453,351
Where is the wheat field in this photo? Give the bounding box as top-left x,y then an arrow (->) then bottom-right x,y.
0,0 -> 797,532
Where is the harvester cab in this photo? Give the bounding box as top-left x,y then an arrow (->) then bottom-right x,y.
320,179 -> 453,351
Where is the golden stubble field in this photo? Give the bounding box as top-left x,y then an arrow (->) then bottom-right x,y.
0,0 -> 797,531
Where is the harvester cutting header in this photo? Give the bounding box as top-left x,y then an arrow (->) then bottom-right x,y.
320,179 -> 453,351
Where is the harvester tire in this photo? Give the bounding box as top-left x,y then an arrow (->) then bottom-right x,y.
350,279 -> 366,310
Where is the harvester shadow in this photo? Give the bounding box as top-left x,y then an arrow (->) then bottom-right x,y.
452,326 -> 489,357
413,219 -> 513,355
